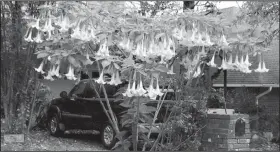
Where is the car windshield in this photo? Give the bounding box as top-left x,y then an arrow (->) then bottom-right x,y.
68,80 -> 88,97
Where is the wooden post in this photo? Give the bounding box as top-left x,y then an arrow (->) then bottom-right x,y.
223,70 -> 227,114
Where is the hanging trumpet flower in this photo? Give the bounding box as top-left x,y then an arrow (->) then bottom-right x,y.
255,54 -> 269,73
65,65 -> 77,80
154,75 -> 163,97
44,69 -> 54,81
207,51 -> 217,68
34,61 -> 45,74
244,52 -> 252,67
54,63 -> 62,78
123,78 -> 133,97
34,31 -> 43,43
136,74 -> 147,96
233,54 -> 240,70
24,28 -> 33,42
146,77 -> 157,100
95,69 -> 106,84
167,64 -> 175,75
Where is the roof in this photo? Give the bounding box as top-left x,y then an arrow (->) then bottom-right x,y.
213,41 -> 279,87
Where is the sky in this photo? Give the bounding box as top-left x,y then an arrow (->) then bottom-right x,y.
215,1 -> 244,9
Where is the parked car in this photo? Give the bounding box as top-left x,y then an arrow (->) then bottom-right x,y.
46,79 -> 173,149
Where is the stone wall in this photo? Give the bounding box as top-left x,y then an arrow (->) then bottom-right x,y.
201,114 -> 251,151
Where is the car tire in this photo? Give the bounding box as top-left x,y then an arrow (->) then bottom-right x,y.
48,113 -> 64,137
101,122 -> 116,149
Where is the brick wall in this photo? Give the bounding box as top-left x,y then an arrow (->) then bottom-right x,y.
201,114 -> 251,151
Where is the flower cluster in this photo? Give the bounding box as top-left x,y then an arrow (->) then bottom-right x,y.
118,35 -> 176,63
172,24 -> 214,47
207,51 -> 269,73
95,69 -> 122,86
122,72 -> 164,100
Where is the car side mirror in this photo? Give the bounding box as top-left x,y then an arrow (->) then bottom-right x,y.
60,91 -> 68,98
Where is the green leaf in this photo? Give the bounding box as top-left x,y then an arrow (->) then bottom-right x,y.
37,53 -> 49,59
120,99 -> 132,108
68,56 -> 81,68
153,64 -> 169,73
135,33 -> 144,43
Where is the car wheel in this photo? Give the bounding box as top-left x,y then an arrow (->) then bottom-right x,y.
101,123 -> 116,149
48,114 -> 64,136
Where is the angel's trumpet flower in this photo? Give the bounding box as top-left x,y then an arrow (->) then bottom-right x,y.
42,19 -> 49,32
262,61 -> 269,72
54,64 -> 62,78
44,69 -> 54,81
207,51 -> 217,68
193,64 -> 202,78
167,64 -> 175,75
130,80 -> 137,95
71,21 -> 81,39
219,55 -> 229,70
154,76 -> 163,97
108,72 -> 116,85
95,70 -> 106,84
24,29 -> 33,42
123,80 -> 133,97
47,18 -> 54,31
47,56 -> 51,61
49,65 -> 56,76
233,54 -> 240,70
196,33 -> 204,46
146,78 -> 157,100
244,52 -> 252,67
60,16 -> 69,32
205,33 -> 214,46
221,34 -> 229,46
254,62 -> 262,73
34,61 -> 45,74
34,32 -> 43,43
64,65 -> 76,80
199,46 -> 207,57
226,53 -> 234,70
46,30 -> 52,41
83,53 -> 93,65
114,71 -> 122,85
32,18 -> 40,30
136,75 -> 147,96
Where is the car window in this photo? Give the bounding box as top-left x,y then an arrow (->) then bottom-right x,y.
68,81 -> 87,98
83,82 -> 97,98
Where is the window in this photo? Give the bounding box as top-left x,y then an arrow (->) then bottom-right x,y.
68,81 -> 87,98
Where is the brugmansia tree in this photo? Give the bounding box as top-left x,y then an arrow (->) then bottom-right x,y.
22,1 -> 275,150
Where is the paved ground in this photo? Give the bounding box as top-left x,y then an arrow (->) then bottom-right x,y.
1,129 -> 106,151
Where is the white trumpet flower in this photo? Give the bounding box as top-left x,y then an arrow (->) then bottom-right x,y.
261,61 -> 269,72
54,64 -> 61,78
226,53 -> 234,70
207,51 -> 217,68
130,80 -> 137,95
244,53 -> 252,67
65,65 -> 77,80
108,72 -> 116,85
44,69 -> 54,81
167,64 -> 175,75
24,29 -> 33,42
114,71 -> 122,85
34,61 -> 45,74
233,54 -> 240,70
254,62 -> 262,73
205,33 -> 214,46
47,56 -> 51,61
221,34 -> 229,46
49,65 -> 56,76
83,53 -> 93,65
136,75 -> 147,96
219,55 -> 229,70
31,18 -> 40,30
146,78 -> 157,100
95,70 -> 106,84
154,76 -> 163,97
123,80 -> 133,97
34,32 -> 42,43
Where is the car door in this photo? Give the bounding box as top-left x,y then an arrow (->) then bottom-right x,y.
62,80 -> 90,127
